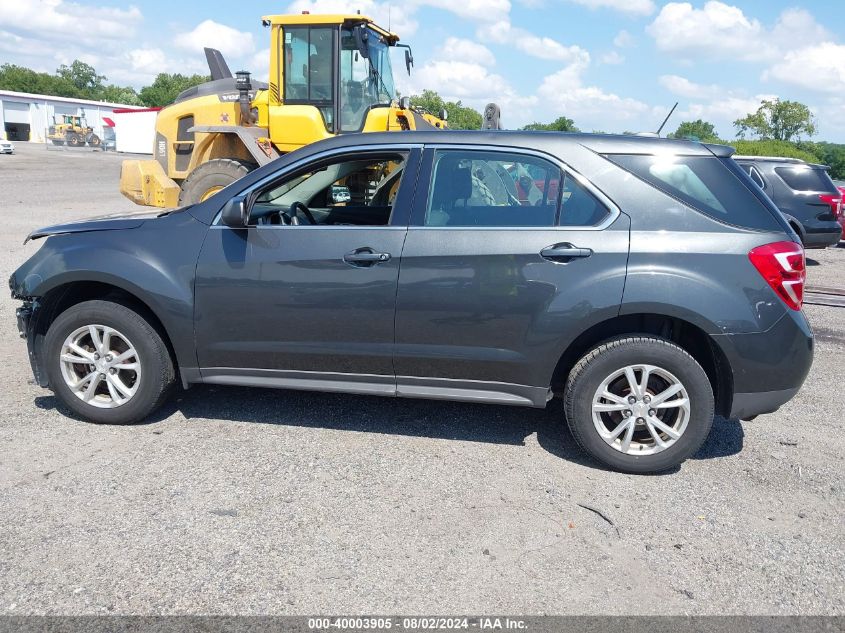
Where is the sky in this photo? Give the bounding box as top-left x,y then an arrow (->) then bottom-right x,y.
1,0 -> 845,140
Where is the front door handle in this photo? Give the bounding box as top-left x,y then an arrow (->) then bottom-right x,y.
343,247 -> 391,267
540,243 -> 593,262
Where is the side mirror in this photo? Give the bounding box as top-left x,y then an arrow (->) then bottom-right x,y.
399,96 -> 411,110
404,49 -> 413,75
221,196 -> 249,227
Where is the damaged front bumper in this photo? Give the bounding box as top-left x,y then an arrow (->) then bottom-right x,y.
10,274 -> 48,388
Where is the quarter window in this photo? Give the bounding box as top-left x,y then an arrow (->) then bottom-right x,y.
424,150 -> 563,227
560,174 -> 610,227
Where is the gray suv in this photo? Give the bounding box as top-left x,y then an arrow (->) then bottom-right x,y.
734,156 -> 842,248
10,132 -> 814,473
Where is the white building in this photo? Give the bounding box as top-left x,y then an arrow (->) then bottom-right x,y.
0,90 -> 156,153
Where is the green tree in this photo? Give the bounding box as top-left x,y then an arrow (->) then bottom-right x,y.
138,73 -> 210,107
0,64 -> 58,94
734,99 -> 816,142
802,141 -> 845,180
669,119 -> 721,142
731,139 -> 820,163
56,60 -> 106,98
520,116 -> 578,132
409,89 -> 483,130
99,85 -> 142,106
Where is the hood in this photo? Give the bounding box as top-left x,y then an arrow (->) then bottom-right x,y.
25,208 -> 173,244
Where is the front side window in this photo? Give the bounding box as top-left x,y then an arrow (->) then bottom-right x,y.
283,26 -> 334,130
424,150 -> 562,227
248,153 -> 408,227
339,27 -> 396,132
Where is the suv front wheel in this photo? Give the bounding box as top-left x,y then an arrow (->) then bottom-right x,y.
564,336 -> 714,473
44,300 -> 175,424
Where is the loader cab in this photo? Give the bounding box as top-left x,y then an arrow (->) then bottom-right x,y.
265,14 -> 402,151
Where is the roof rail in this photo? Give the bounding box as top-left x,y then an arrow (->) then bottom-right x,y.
732,155 -> 805,163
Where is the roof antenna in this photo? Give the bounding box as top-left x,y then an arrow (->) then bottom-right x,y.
388,5 -> 391,31
657,101 -> 678,136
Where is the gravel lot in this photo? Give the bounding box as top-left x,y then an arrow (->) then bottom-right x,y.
0,142 -> 843,615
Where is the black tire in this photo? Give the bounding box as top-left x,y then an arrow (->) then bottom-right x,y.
50,139 -> 64,146
44,300 -> 175,424
66,133 -> 82,147
563,336 -> 714,474
178,158 -> 256,206
87,134 -> 100,147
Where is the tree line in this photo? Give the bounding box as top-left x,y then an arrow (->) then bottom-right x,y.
2,59 -> 843,178
0,60 -> 208,107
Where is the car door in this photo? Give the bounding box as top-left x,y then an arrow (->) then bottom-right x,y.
393,147 -> 630,406
193,147 -> 421,395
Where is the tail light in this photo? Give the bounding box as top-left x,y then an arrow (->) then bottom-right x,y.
748,241 -> 805,311
819,193 -> 843,219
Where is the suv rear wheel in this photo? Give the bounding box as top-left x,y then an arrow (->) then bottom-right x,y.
44,300 -> 175,424
564,336 -> 714,473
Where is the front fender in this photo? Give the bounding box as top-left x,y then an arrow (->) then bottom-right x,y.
13,212 -> 206,373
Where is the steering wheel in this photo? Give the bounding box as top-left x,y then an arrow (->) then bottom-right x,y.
289,201 -> 317,225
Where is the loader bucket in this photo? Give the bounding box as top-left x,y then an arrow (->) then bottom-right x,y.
120,159 -> 181,208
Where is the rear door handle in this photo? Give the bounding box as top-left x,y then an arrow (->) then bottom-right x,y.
343,248 -> 391,267
540,243 -> 593,262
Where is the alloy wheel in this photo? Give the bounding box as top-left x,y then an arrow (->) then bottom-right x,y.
591,363 -> 690,456
59,324 -> 141,408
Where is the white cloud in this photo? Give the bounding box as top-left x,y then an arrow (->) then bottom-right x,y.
613,30 -> 634,48
566,0 -> 654,16
174,20 -> 255,59
0,0 -> 141,44
477,20 -> 589,62
659,75 -> 722,100
423,0 -> 511,22
127,48 -> 167,75
599,51 -> 624,65
287,0 -> 418,36
647,2 -> 832,64
440,38 -> 496,66
536,58 -> 651,128
647,1 -> 767,61
763,43 -> 845,95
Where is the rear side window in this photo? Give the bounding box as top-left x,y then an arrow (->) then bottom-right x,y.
774,166 -> 837,193
605,153 -> 782,231
425,150 -> 562,227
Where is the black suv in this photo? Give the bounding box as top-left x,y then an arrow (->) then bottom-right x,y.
10,132 -> 814,473
734,156 -> 842,248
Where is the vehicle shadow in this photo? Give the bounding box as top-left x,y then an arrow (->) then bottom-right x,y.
806,257 -> 820,266
36,385 -> 745,472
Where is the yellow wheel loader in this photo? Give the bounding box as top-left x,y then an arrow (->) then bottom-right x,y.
120,13 -> 449,208
47,114 -> 101,147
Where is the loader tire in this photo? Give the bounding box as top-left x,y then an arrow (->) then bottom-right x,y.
88,134 -> 101,147
67,133 -> 82,147
178,158 -> 256,206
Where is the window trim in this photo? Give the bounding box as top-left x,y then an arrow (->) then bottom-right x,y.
410,144 -> 619,230
747,165 -> 766,190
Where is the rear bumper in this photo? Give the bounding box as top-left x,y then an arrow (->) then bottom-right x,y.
802,222 -> 841,248
730,387 -> 800,420
713,310 -> 813,419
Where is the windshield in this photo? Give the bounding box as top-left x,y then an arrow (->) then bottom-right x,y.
339,27 -> 395,132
